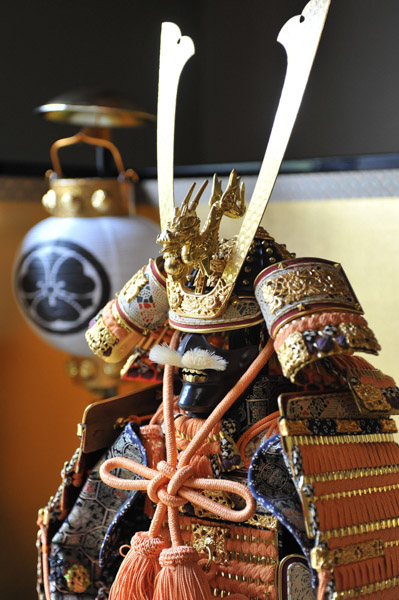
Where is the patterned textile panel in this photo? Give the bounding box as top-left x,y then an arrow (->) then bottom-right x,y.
43,424 -> 147,600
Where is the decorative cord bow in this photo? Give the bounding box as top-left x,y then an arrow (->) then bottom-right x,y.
99,333 -> 275,600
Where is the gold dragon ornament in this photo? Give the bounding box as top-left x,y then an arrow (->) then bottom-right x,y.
157,169 -> 246,314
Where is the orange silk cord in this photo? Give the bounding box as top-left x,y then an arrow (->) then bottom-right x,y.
236,411 -> 280,467
100,336 -> 275,548
37,517 -> 51,600
274,311 -> 367,351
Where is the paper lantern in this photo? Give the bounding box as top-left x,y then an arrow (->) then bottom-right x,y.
14,215 -> 159,356
14,92 -> 159,364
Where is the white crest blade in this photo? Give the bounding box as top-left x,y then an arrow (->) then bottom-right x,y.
157,23 -> 195,231
224,0 -> 331,284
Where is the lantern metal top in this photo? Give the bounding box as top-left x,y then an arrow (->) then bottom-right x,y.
34,88 -> 155,129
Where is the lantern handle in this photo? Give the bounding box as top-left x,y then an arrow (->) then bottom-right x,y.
49,128 -> 138,181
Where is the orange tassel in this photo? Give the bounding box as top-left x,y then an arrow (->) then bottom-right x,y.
317,568 -> 331,600
153,546 -> 212,600
109,532 -> 169,600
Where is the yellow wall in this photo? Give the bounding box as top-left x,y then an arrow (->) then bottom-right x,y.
2,194 -> 399,598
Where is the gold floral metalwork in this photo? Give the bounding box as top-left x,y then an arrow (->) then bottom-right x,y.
311,539 -> 384,570
246,513 -> 278,530
277,331 -> 308,380
350,383 -> 391,414
191,523 -> 229,564
335,420 -> 363,434
277,322 -> 381,381
167,278 -> 234,318
262,264 -> 354,315
158,170 -> 245,318
279,419 -> 312,436
120,267 -> 148,303
336,575 -> 399,599
192,489 -> 233,520
339,322 -> 380,352
85,316 -> 118,357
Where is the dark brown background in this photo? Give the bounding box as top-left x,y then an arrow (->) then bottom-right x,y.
0,0 -> 399,173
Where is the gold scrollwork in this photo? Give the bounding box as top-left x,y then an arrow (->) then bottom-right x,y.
311,539 -> 384,571
191,523 -> 229,564
120,267 -> 148,303
85,316 -> 118,357
278,323 -> 380,381
168,278 -> 235,319
262,264 -> 354,314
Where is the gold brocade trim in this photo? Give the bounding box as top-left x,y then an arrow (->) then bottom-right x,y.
261,263 -> 356,315
120,267 -> 147,303
226,550 -> 277,566
303,464 -> 399,484
311,539 -> 385,570
211,590 -> 270,600
217,569 -> 274,588
336,576 -> 399,599
322,517 -> 399,541
336,420 -> 364,434
179,521 -> 276,544
85,317 -> 118,356
314,482 -> 399,502
279,418 -> 397,436
291,433 -> 394,446
277,322 -> 380,381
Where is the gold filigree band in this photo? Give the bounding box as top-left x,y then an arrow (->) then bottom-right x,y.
276,321 -> 380,381
85,316 -> 118,358
311,539 -> 385,570
254,258 -> 363,336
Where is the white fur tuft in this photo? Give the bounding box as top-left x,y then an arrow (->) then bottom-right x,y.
181,348 -> 227,371
149,344 -> 183,367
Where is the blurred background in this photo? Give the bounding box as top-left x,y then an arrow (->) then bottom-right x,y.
2,0 -> 399,598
